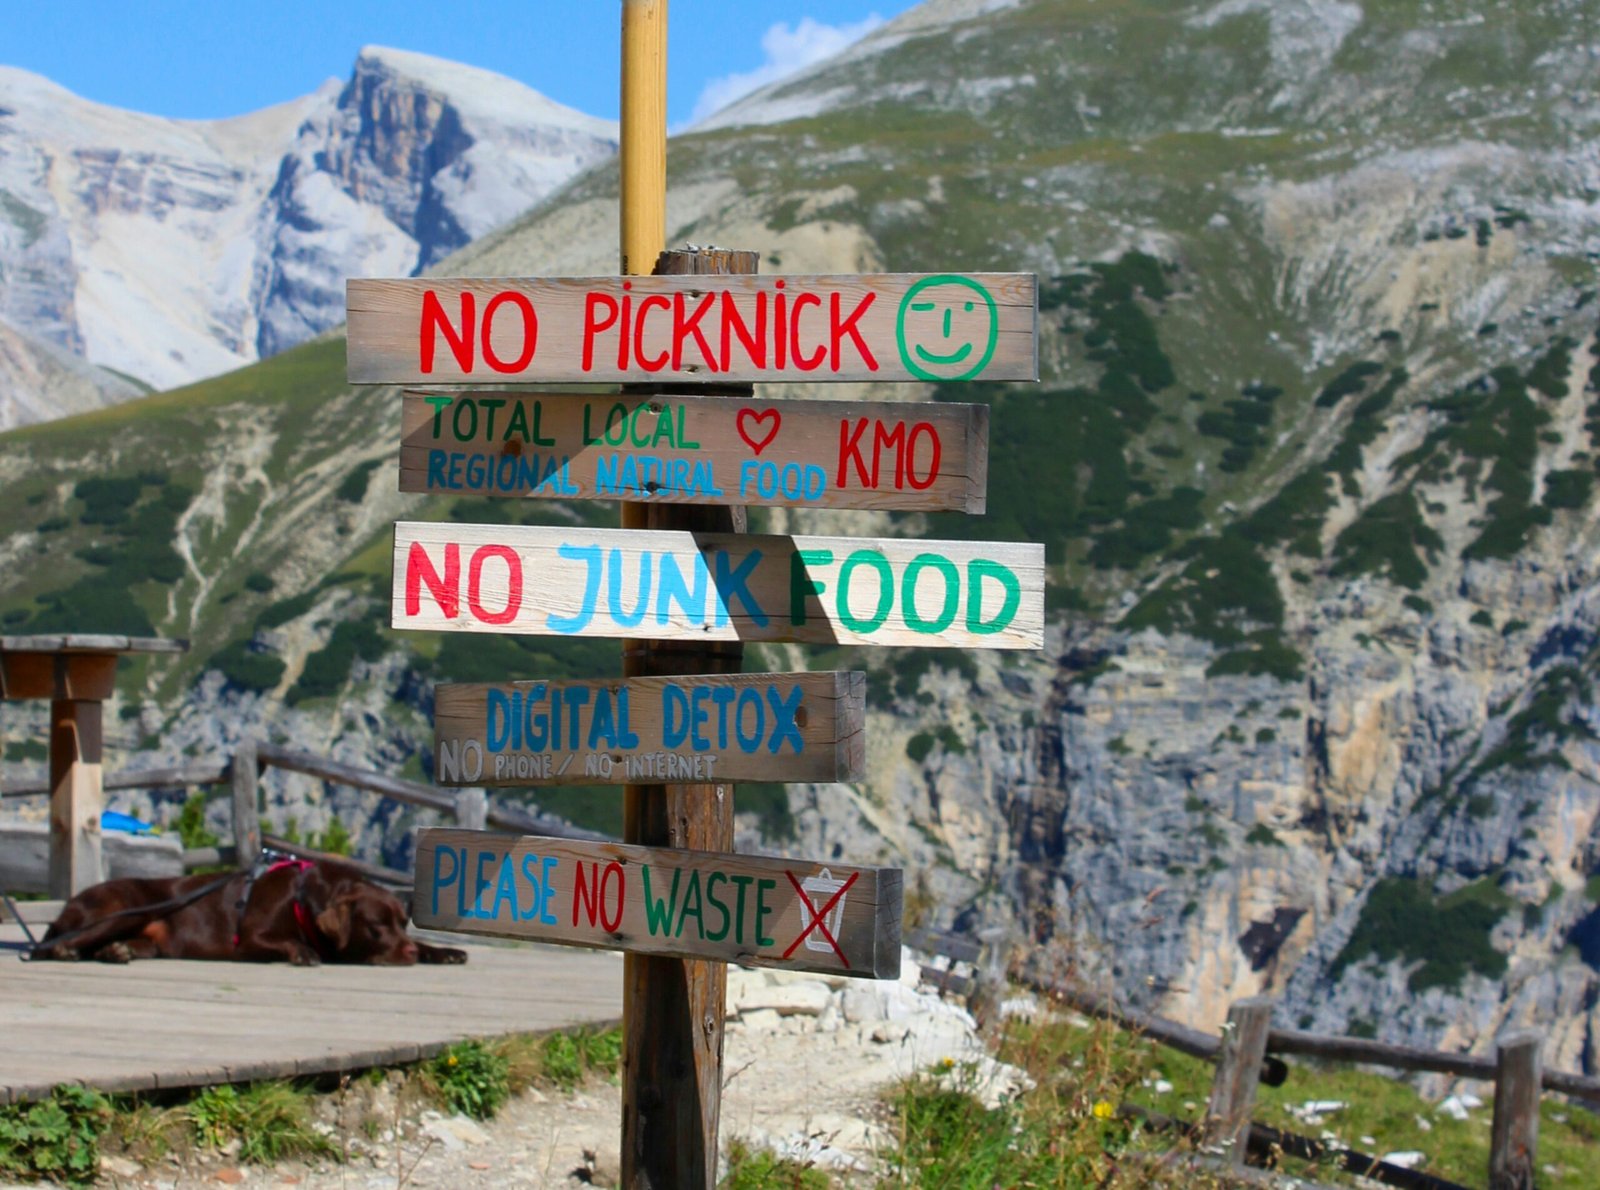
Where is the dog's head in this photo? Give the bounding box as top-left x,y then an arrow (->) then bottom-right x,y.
314,883 -> 420,965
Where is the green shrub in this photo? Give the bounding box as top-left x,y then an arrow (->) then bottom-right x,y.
173,794 -> 220,850
906,732 -> 935,764
336,459 -> 381,503
1333,877 -> 1511,992
0,1086 -> 111,1184
287,617 -> 387,704
722,1139 -> 830,1189
429,1041 -> 510,1120
185,1083 -> 332,1163
211,641 -> 285,693
1245,823 -> 1285,847
532,1026 -> 622,1092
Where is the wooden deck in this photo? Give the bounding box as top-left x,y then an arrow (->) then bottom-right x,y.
0,915 -> 622,1105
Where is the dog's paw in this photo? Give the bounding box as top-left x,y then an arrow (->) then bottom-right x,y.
95,942 -> 133,964
421,945 -> 469,965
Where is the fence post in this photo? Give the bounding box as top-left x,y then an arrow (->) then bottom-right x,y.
1490,1029 -> 1541,1190
455,788 -> 487,832
1203,996 -> 1274,1166
231,740 -> 260,865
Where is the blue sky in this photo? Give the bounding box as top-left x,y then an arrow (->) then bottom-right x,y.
5,2 -> 917,127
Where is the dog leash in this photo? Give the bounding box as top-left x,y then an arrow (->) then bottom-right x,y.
14,868 -> 244,962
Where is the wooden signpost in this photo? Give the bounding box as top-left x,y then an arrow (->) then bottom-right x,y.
342,5 -> 1048,1182
400,390 -> 990,513
433,672 -> 866,787
348,272 -> 1038,386
392,522 -> 1045,649
412,827 -> 901,979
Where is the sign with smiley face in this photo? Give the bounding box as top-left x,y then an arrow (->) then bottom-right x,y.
347,272 -> 1037,385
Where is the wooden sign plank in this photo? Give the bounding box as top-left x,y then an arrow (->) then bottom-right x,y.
433,672 -> 866,787
392,522 -> 1044,649
412,828 -> 902,980
401,390 -> 989,514
347,273 -> 1037,385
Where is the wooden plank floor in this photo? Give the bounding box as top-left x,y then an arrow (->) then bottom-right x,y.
0,919 -> 622,1105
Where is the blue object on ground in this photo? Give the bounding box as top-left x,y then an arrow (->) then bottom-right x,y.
100,810 -> 154,835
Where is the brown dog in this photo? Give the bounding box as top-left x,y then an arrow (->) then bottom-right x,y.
35,859 -> 466,967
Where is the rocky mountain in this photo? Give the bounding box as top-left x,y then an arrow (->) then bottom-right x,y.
0,47 -> 616,428
5,0 -> 1600,1080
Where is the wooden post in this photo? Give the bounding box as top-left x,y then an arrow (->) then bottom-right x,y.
620,0 -> 667,280
48,699 -> 103,897
1490,1030 -> 1541,1190
619,247 -> 758,1189
454,787 -> 488,832
1203,996 -> 1274,1166
231,740 -> 261,866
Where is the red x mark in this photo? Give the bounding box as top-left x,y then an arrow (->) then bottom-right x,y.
782,869 -> 858,966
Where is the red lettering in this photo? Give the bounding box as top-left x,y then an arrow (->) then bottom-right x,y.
573,861 -> 601,927
775,284 -> 788,370
635,295 -> 671,372
790,293 -> 824,371
618,287 -> 633,369
837,418 -> 871,488
404,542 -> 459,619
672,291 -> 719,372
873,421 -> 906,488
481,292 -> 537,374
600,861 -> 625,932
830,291 -> 877,372
420,290 -> 474,375
467,544 -> 522,625
582,293 -> 619,372
906,422 -> 942,489
720,291 -> 766,372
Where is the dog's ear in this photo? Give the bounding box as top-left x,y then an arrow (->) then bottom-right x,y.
315,896 -> 355,951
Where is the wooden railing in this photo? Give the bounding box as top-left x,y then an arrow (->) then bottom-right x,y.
1024,972 -> 1594,1190
2,738 -> 608,884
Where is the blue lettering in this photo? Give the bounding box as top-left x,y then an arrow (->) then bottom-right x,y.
428,450 -> 449,489
525,683 -> 550,750
589,687 -> 619,748
563,687 -> 590,749
595,454 -> 619,495
656,552 -> 709,625
447,453 -> 464,490
766,685 -> 804,754
735,688 -> 764,753
690,686 -> 712,750
540,857 -> 559,925
617,688 -> 641,748
486,689 -> 512,752
662,683 -> 689,748
472,850 -> 496,919
548,544 -> 602,633
713,549 -> 767,627
518,855 -> 544,921
607,547 -> 651,627
710,685 -> 735,749
492,854 -> 518,920
431,844 -> 460,916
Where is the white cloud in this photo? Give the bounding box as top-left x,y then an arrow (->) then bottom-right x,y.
686,15 -> 884,127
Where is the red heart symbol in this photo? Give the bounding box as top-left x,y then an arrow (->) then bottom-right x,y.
736,408 -> 781,456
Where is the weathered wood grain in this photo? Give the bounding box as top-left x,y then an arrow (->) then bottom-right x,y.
400,390 -> 989,513
391,522 -> 1045,650
347,273 -> 1037,385
412,828 -> 902,980
433,671 -> 865,787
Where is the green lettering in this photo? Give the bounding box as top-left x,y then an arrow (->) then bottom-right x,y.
729,873 -> 755,941
836,549 -> 893,634
676,404 -> 700,450
479,397 -> 505,440
755,878 -> 777,947
651,406 -> 678,448
902,552 -> 959,635
966,558 -> 1022,635
426,395 -> 453,439
674,870 -> 704,939
641,865 -> 681,936
704,872 -> 731,942
504,400 -> 530,443
532,400 -> 554,446
790,549 -> 832,626
582,403 -> 600,445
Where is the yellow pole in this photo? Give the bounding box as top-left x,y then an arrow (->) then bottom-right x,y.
620,0 -> 667,280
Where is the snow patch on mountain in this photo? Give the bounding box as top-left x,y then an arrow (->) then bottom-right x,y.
0,49 -> 617,428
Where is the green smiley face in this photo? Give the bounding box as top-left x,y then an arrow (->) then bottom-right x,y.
896,275 -> 999,381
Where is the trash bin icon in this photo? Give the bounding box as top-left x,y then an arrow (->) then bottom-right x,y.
799,867 -> 848,953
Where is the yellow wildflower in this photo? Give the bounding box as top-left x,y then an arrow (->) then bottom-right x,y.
1092,1100 -> 1115,1120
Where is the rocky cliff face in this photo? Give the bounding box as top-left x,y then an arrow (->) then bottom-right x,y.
0,48 -> 616,427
